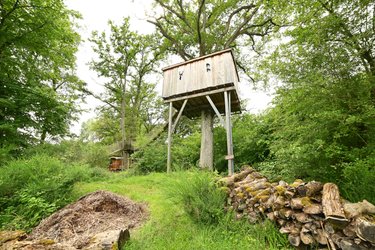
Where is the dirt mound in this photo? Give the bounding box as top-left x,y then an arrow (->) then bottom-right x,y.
25,190 -> 148,249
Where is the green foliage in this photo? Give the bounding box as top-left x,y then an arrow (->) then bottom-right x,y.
256,0 -> 375,199
23,140 -> 110,168
74,171 -> 290,250
170,171 -> 226,225
340,156 -> 375,204
214,114 -> 272,173
89,18 -> 165,144
0,154 -> 108,231
132,141 -> 167,173
0,0 -> 84,148
172,131 -> 201,170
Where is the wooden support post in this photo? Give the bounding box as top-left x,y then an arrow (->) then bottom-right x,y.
224,91 -> 234,176
199,110 -> 214,170
167,102 -> 173,173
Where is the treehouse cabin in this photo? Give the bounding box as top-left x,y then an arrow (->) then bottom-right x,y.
162,49 -> 241,175
162,48 -> 241,118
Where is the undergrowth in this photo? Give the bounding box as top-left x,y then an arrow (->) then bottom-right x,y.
0,154 -> 109,231
73,170 -> 291,250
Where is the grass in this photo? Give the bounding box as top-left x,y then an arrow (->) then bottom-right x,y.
73,171 -> 291,250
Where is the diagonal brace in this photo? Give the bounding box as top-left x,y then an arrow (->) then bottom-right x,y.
171,99 -> 188,134
206,95 -> 226,128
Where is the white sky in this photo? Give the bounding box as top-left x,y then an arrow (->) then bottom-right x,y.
65,0 -> 274,135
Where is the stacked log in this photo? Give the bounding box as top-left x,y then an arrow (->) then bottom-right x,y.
218,166 -> 375,249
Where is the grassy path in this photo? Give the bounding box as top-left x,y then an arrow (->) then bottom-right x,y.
73,171 -> 290,250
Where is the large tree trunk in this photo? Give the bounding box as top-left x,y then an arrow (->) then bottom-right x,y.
199,110 -> 213,170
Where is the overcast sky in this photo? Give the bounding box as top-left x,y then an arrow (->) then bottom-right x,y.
65,0 -> 274,135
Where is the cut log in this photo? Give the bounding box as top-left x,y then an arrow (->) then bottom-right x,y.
313,229 -> 328,245
339,238 -> 367,250
279,208 -> 293,219
355,217 -> 375,244
322,183 -> 348,226
284,190 -> 295,199
343,221 -> 357,238
218,167 -> 254,186
219,168 -> 375,250
288,234 -> 301,247
296,185 -> 308,196
273,195 -> 286,210
293,213 -> 313,223
303,203 -> 323,215
266,212 -> 275,221
305,181 -> 323,196
291,197 -> 310,210
300,231 -> 315,245
344,200 -> 375,219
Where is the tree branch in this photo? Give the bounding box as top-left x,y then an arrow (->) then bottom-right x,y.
197,0 -> 205,56
223,4 -> 256,38
147,19 -> 193,60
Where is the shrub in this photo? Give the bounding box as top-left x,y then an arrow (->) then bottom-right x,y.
23,140 -> 109,168
132,142 -> 167,173
169,171 -> 226,225
339,157 -> 375,204
0,154 -> 107,231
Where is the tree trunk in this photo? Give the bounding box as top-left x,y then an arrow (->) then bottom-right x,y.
199,109 -> 213,170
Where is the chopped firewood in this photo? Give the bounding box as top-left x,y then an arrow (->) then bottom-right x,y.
273,195 -> 286,210
291,197 -> 309,209
293,213 -> 313,223
217,167 -> 375,250
303,203 -> 323,214
279,208 -> 293,219
300,231 -> 315,245
356,217 -> 375,244
313,229 -> 328,245
266,212 -> 275,221
305,181 -> 323,196
284,190 -> 295,199
343,220 -> 357,238
296,185 -> 307,196
288,234 -> 301,247
218,167 -> 254,186
344,200 -> 375,219
322,183 -> 348,226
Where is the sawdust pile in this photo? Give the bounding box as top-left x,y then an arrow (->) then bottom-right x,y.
27,190 -> 148,249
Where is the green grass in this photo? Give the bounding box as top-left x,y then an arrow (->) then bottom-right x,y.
73,171 -> 291,250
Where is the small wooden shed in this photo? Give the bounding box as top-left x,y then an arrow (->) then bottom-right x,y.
162,49 -> 241,118
162,49 -> 241,175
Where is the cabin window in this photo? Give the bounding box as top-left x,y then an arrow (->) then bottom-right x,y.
206,63 -> 211,72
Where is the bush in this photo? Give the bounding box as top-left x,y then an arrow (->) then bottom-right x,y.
132,142 -> 167,173
23,140 -> 109,168
169,171 -> 226,225
0,154 -> 108,231
339,157 -> 375,204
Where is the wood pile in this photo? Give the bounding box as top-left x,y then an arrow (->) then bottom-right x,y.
218,166 -> 375,249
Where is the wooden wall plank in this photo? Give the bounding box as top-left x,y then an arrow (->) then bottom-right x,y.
162,50 -> 240,100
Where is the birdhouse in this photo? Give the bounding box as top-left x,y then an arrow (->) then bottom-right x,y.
162,48 -> 241,118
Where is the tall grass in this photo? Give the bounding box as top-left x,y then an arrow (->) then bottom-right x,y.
73,171 -> 291,250
0,154 -> 109,231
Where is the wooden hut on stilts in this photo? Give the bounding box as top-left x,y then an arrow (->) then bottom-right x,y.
162,49 -> 241,176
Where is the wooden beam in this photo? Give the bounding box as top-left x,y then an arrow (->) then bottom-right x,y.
167,102 -> 173,173
206,95 -> 226,128
224,91 -> 234,176
171,99 -> 188,134
164,86 -> 236,103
